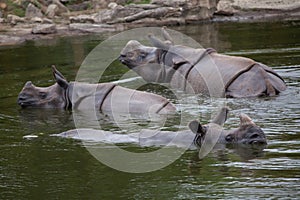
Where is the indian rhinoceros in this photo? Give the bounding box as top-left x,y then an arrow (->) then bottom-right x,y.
119,27 -> 286,98
54,107 -> 267,149
17,66 -> 176,114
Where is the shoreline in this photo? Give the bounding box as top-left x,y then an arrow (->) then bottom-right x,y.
0,1 -> 300,47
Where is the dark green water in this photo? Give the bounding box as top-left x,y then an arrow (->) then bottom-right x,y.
0,21 -> 299,199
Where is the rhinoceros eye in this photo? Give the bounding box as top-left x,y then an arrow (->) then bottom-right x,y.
140,52 -> 146,58
39,92 -> 47,99
225,134 -> 234,142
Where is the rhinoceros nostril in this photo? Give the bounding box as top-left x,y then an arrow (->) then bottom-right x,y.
119,54 -> 127,59
17,93 -> 31,103
250,140 -> 266,145
252,141 -> 258,144
118,55 -> 126,61
18,94 -> 25,100
250,133 -> 260,139
18,97 -> 25,101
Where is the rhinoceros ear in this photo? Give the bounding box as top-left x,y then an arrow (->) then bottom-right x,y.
52,65 -> 69,89
239,113 -> 255,126
212,107 -> 230,126
161,26 -> 174,45
189,120 -> 206,135
148,34 -> 171,51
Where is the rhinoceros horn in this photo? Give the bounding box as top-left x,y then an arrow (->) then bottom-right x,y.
239,113 -> 256,126
52,65 -> 69,89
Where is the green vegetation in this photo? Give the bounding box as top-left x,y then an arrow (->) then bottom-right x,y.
5,0 -> 26,17
136,0 -> 151,4
126,0 -> 151,5
63,0 -> 86,5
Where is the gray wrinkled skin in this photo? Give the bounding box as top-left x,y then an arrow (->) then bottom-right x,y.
17,66 -> 176,114
18,81 -> 67,109
119,27 -> 287,98
55,107 -> 267,149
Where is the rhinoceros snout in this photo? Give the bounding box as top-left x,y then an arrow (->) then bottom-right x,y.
246,132 -> 267,145
118,54 -> 135,69
17,93 -> 36,107
118,54 -> 126,62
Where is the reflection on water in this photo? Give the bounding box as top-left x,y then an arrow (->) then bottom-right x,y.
0,21 -> 299,199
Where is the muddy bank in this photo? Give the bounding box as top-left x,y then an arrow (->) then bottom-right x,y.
0,0 -> 299,46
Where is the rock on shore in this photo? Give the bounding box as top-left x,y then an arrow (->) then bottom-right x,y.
217,0 -> 300,14
0,0 -> 299,46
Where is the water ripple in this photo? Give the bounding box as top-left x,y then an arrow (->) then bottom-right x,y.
225,47 -> 300,56
212,157 -> 300,170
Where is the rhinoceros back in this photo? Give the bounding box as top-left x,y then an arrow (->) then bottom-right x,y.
170,49 -> 286,97
68,82 -> 116,110
68,82 -> 176,114
101,85 -> 176,114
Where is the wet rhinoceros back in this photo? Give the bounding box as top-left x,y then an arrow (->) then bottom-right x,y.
169,48 -> 285,97
68,82 -> 116,110
211,53 -> 286,97
210,53 -> 256,87
102,85 -> 175,114
68,82 -> 175,114
169,48 -> 256,96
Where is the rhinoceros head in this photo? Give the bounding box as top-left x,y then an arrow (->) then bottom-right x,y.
119,27 -> 208,84
189,108 -> 267,147
119,40 -> 159,67
119,39 -> 169,82
225,114 -> 267,145
119,27 -> 181,83
18,66 -> 69,108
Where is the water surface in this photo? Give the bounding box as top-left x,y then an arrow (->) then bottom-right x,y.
0,21 -> 299,199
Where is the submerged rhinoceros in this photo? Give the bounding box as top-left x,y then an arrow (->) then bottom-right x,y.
55,107 -> 267,149
119,27 -> 286,98
17,66 -> 176,114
